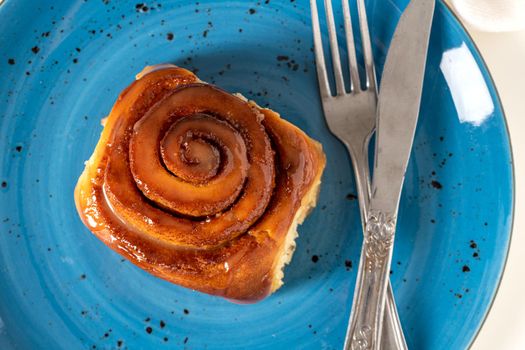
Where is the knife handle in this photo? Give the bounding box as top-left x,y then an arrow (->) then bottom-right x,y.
345,143 -> 407,350
344,210 -> 397,350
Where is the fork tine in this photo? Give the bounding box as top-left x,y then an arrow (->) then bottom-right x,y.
310,0 -> 331,99
342,0 -> 360,92
324,0 -> 346,96
357,0 -> 377,91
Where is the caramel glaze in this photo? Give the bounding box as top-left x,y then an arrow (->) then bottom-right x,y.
75,65 -> 326,302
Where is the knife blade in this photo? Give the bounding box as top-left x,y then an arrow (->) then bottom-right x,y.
344,0 -> 435,349
372,0 -> 435,213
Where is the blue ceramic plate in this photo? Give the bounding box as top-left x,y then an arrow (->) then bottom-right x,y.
0,0 -> 513,349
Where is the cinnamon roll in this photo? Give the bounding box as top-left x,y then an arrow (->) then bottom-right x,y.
74,65 -> 326,302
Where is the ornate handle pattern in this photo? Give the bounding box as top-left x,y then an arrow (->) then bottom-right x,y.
342,136 -> 408,350
348,210 -> 397,350
364,211 -> 396,270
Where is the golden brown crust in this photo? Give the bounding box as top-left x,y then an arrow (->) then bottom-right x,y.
74,65 -> 326,302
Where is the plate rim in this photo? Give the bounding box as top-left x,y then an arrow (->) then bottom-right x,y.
438,1 -> 516,348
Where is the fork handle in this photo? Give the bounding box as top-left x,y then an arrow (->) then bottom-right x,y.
382,288 -> 407,350
344,144 -> 407,350
347,208 -> 397,350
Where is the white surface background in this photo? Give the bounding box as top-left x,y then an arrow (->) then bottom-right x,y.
455,19 -> 525,350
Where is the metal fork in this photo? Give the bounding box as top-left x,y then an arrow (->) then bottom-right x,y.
310,1 -> 408,349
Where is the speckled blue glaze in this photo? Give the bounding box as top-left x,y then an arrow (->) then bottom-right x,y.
0,0 -> 513,349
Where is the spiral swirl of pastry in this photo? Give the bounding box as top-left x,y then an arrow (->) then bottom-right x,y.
108,81 -> 276,249
75,65 -> 325,301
